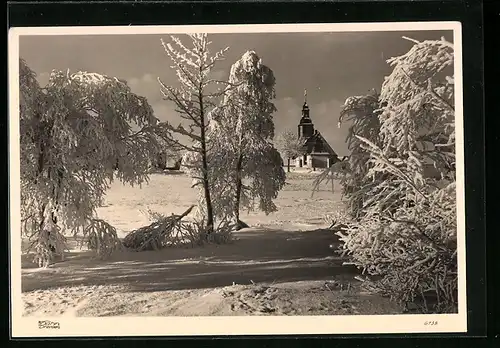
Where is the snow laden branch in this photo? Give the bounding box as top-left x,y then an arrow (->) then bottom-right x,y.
313,90 -> 382,217
19,59 -> 175,266
380,36 -> 455,154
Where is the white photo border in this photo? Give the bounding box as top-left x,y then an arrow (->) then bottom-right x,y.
8,21 -> 466,337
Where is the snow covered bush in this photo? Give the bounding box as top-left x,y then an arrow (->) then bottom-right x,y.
183,216 -> 235,245
124,205 -> 233,250
83,219 -> 124,259
30,221 -> 67,268
19,59 -> 172,266
320,37 -> 458,313
337,140 -> 458,313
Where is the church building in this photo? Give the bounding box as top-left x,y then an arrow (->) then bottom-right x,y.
295,90 -> 339,169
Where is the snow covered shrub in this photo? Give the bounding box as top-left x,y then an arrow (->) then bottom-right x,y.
124,206 -> 195,250
183,216 -> 235,246
83,219 -> 124,259
337,145 -> 458,312
124,205 -> 234,250
29,221 -> 67,268
320,37 -> 458,313
19,59 -> 173,266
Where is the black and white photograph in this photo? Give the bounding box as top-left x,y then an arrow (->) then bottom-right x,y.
9,22 -> 466,336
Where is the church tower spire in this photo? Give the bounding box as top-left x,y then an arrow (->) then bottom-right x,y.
298,89 -> 314,139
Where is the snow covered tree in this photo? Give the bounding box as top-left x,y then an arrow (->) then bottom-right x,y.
321,37 -> 458,313
276,129 -> 305,172
157,33 -> 229,235
313,90 -> 383,218
207,51 -> 286,229
19,59 -> 172,267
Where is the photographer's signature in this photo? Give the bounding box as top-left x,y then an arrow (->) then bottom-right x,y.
38,320 -> 60,329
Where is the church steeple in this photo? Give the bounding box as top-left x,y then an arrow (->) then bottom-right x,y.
302,89 -> 310,119
298,89 -> 314,139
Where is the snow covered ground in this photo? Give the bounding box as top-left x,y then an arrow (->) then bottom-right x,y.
21,169 -> 403,316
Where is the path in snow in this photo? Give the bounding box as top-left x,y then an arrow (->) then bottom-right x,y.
22,226 -> 403,317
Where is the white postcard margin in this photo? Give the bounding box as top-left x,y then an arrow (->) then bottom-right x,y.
8,21 -> 467,337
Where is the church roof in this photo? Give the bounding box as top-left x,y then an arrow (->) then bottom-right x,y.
302,131 -> 338,157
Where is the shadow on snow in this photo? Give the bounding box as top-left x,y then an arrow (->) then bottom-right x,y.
21,228 -> 359,293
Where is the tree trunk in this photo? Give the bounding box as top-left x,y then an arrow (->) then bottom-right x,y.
287,158 -> 291,172
38,134 -> 56,250
39,203 -> 47,233
52,168 -> 64,225
198,92 -> 214,234
234,154 -> 248,230
47,168 -> 61,253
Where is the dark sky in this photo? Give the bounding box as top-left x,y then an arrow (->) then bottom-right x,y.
19,30 -> 453,156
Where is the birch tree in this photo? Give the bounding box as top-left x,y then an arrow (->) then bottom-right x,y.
276,129 -> 304,172
19,59 -> 171,267
157,34 -> 229,234
207,51 -> 286,229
